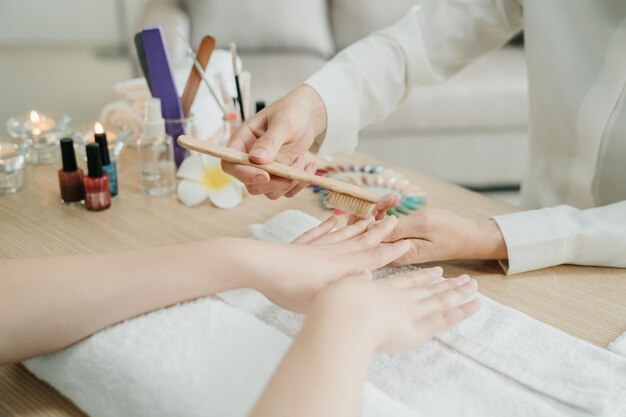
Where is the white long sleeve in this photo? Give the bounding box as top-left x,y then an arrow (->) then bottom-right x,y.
493,202 -> 626,274
305,0 -> 523,156
305,0 -> 626,275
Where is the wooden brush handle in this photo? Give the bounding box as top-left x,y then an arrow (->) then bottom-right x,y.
181,36 -> 216,117
178,135 -> 380,204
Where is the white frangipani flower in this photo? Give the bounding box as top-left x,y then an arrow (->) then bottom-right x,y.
176,153 -> 243,209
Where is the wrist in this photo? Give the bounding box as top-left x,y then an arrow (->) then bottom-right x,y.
309,284 -> 380,354
200,237 -> 260,291
474,219 -> 508,260
292,85 -> 327,137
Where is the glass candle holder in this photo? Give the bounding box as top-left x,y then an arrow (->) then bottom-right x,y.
73,124 -> 131,168
6,111 -> 71,165
0,141 -> 27,194
164,117 -> 196,167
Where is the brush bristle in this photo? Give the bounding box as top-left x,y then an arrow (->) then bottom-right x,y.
324,192 -> 376,218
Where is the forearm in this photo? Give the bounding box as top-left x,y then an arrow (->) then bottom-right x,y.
0,237 -> 254,364
249,303 -> 375,417
305,1 -> 522,156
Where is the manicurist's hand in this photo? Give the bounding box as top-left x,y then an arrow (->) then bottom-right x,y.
222,85 -> 327,199
237,215 -> 411,313
384,208 -> 508,265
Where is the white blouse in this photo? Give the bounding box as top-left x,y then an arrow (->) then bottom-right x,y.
306,0 -> 626,274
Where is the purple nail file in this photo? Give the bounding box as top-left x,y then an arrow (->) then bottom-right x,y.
141,26 -> 188,166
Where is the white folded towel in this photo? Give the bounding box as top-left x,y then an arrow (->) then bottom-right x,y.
23,210 -> 626,417
99,100 -> 145,143
221,209 -> 626,417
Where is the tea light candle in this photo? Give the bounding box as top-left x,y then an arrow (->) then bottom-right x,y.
6,111 -> 71,165
0,141 -> 26,194
25,110 -> 56,133
84,123 -> 118,144
73,123 -> 130,168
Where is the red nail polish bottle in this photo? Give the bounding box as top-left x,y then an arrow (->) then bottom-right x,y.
58,138 -> 85,204
83,143 -> 111,211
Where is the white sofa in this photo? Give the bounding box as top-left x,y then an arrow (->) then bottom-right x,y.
140,0 -> 528,189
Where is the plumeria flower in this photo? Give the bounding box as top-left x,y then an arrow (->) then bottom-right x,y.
177,152 -> 243,209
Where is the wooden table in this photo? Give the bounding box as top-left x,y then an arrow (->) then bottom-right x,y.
1,149 -> 625,416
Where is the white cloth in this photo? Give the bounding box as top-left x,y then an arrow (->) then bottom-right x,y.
226,209 -> 626,416
305,1 -> 626,274
24,296 -> 412,417
99,100 -> 145,143
22,209 -> 626,417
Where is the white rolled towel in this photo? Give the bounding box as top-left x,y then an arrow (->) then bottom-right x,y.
114,78 -> 152,102
99,101 -> 145,144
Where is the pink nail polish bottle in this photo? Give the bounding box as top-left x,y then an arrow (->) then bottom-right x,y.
83,143 -> 111,211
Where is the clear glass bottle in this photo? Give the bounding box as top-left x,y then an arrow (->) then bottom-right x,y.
138,98 -> 176,197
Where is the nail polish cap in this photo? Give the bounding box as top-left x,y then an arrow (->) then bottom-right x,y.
94,135 -> 111,166
255,101 -> 266,113
86,143 -> 103,178
60,138 -> 78,172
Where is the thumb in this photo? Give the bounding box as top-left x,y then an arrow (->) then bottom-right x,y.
249,122 -> 292,164
383,214 -> 421,243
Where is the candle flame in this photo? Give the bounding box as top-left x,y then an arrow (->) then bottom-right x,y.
94,122 -> 104,134
30,110 -> 40,123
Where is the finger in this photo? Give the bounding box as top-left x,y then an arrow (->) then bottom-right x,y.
348,240 -> 412,273
264,156 -> 309,199
415,298 -> 481,337
222,161 -> 271,186
340,215 -> 399,252
351,269 -> 373,281
222,121 -> 274,184
248,122 -> 293,164
373,193 -> 399,220
270,157 -> 307,199
389,239 -> 425,266
383,210 -> 427,243
408,274 -> 470,301
390,267 -> 444,289
246,176 -> 294,196
313,217 -> 374,246
291,216 -> 337,244
413,279 -> 478,318
284,161 -> 317,198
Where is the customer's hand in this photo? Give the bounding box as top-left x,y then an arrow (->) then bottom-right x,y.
383,208 -> 508,265
222,85 -> 327,199
311,267 -> 480,353
237,215 -> 411,312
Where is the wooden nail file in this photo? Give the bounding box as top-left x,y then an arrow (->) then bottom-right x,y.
178,135 -> 380,217
181,36 -> 216,117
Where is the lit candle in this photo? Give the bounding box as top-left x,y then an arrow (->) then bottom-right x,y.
94,122 -> 106,142
25,110 -> 56,132
86,122 -> 117,144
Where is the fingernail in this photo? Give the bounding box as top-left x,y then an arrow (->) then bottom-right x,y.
429,266 -> 443,275
458,274 -> 470,284
254,174 -> 267,183
250,148 -> 268,158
